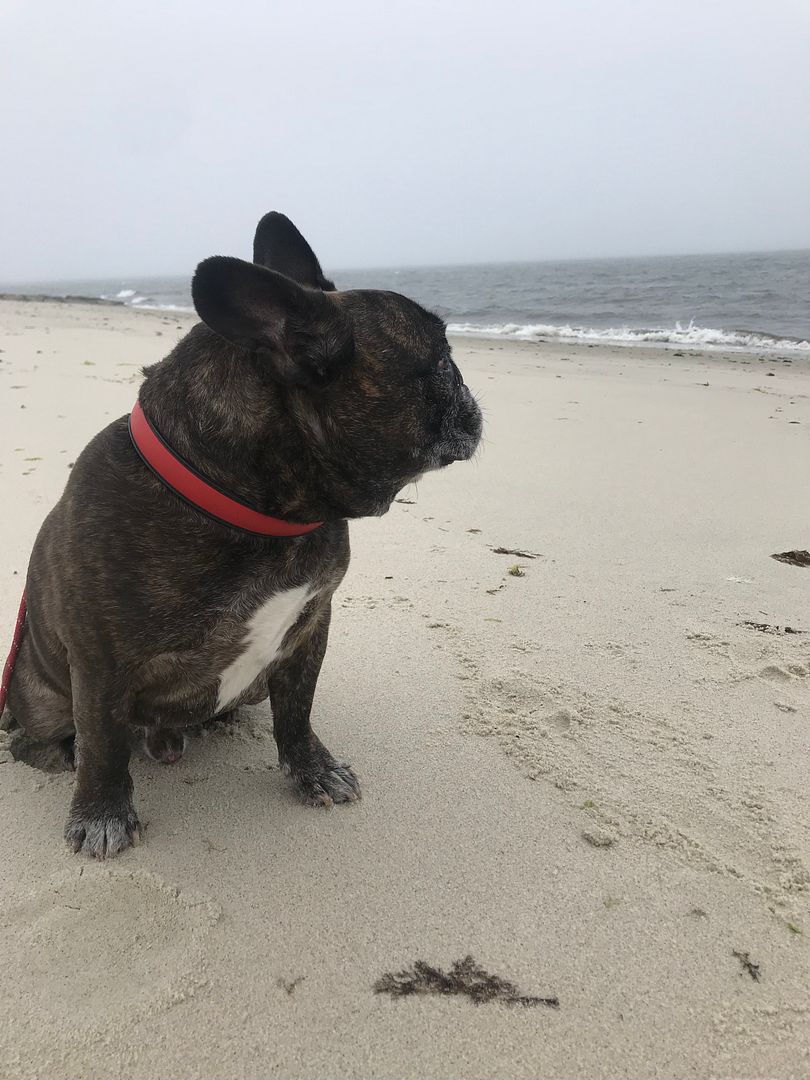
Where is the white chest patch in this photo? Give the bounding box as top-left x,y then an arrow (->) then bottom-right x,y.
216,585 -> 312,712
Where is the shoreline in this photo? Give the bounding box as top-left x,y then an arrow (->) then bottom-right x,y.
1,294 -> 807,358
0,292 -> 125,307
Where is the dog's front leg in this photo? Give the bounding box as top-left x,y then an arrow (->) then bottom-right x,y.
269,604 -> 360,807
64,672 -> 140,858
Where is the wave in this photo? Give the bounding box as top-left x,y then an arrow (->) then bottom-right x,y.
447,319 -> 810,354
112,293 -> 192,311
109,292 -> 193,313
100,289 -> 148,305
132,302 -> 193,312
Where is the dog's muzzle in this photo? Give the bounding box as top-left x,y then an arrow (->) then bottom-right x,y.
430,386 -> 482,469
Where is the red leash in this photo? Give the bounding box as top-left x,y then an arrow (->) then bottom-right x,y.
0,590 -> 27,717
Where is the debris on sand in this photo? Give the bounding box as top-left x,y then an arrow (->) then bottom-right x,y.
582,828 -> 616,849
771,550 -> 810,568
277,975 -> 306,996
491,546 -> 542,559
732,950 -> 761,982
507,565 -> 525,578
740,621 -> 805,635
374,956 -> 559,1009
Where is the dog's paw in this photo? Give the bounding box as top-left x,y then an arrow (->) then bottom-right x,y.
65,799 -> 141,859
284,756 -> 361,807
143,728 -> 187,765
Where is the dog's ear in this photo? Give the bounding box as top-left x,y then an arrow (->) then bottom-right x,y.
192,256 -> 352,387
252,211 -> 336,291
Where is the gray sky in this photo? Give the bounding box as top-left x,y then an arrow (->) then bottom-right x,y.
1,0 -> 808,281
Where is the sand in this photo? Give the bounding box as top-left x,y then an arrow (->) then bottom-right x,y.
1,297 -> 808,1079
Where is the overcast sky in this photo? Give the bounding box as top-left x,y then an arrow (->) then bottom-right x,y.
1,0 -> 808,281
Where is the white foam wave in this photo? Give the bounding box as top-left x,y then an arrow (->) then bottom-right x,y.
129,301 -> 193,312
115,288 -> 136,298
447,319 -> 810,354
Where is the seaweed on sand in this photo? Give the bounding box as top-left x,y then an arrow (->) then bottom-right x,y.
374,956 -> 559,1009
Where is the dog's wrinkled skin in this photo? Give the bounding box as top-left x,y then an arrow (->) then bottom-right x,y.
5,213 -> 483,858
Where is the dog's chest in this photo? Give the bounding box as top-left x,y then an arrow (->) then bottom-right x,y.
215,584 -> 312,712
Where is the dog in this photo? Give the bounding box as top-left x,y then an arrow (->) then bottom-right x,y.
3,212 -> 483,857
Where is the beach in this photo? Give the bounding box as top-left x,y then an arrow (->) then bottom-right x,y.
1,297 -> 808,1078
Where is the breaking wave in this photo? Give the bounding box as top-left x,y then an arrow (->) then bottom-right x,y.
447,320 -> 810,354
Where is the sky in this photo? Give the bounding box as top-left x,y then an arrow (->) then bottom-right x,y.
1,0 -> 809,281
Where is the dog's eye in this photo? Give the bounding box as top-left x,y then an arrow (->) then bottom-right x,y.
414,354 -> 451,380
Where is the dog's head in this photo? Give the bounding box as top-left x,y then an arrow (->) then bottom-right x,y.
190,213 -> 482,518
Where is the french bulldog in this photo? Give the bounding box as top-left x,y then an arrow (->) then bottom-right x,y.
3,212 -> 482,857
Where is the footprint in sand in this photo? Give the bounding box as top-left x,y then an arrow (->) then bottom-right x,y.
547,707 -> 582,734
0,867 -> 220,1037
459,663 -> 810,903
711,999 -> 810,1078
759,662 -> 810,683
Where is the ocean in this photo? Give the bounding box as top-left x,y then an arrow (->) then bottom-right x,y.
3,249 -> 809,354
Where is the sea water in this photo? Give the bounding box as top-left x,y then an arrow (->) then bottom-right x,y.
3,249 -> 808,354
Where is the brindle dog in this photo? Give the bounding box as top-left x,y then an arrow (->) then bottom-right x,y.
4,213 -> 483,857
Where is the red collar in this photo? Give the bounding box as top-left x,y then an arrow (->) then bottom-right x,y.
128,401 -> 323,538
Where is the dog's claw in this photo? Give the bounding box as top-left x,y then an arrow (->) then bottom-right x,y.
65,802 -> 141,859
292,761 -> 361,807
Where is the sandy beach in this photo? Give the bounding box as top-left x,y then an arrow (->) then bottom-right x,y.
1,297 -> 808,1079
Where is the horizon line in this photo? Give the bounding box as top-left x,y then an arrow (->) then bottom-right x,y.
2,245 -> 809,288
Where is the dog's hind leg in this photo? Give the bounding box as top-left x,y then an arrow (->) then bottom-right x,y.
269,603 -> 360,807
4,633 -> 76,769
64,670 -> 141,859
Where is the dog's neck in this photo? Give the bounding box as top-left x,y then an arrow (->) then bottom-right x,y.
138,325 -> 347,525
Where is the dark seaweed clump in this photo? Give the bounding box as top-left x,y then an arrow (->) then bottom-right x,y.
771,550 -> 810,568
374,956 -> 559,1009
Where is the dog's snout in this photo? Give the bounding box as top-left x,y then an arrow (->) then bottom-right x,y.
458,385 -> 483,449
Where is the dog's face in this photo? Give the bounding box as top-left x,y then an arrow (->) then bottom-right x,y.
191,213 -> 482,517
